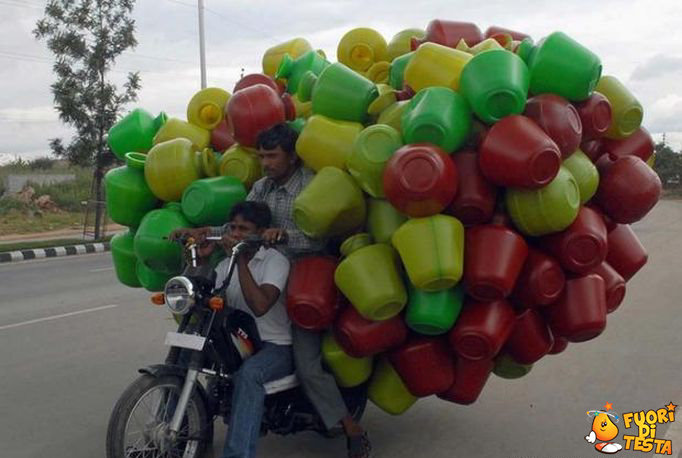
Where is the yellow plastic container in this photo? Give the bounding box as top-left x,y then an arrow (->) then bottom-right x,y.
470,38 -> 505,55
562,149 -> 599,204
186,87 -> 230,130
367,198 -> 407,244
296,115 -> 363,171
347,124 -> 403,197
367,84 -> 398,116
337,28 -> 388,73
595,75 -> 644,139
368,358 -> 417,415
218,144 -> 263,189
153,117 -> 211,151
292,94 -> 313,119
365,61 -> 391,84
404,42 -> 473,92
322,332 -> 373,387
387,28 -> 425,62
392,215 -> 465,291
376,100 -> 410,133
262,37 -> 313,77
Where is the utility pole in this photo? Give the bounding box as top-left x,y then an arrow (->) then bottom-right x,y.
198,0 -> 207,89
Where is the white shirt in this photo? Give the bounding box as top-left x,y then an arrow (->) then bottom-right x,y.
214,247 -> 292,345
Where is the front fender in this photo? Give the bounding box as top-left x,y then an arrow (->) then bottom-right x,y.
138,363 -> 186,379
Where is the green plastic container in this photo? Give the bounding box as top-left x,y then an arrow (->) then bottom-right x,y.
153,117 -> 211,151
218,144 -> 263,190
527,31 -> 602,101
335,234 -> 407,321
368,358 -> 417,415
181,176 -> 247,226
402,87 -> 472,153
377,100 -> 409,133
459,49 -> 530,124
595,75 -> 644,139
105,152 -> 160,228
347,124 -> 403,198
110,230 -> 141,288
505,165 -> 580,236
389,51 -> 414,90
562,149 -> 599,204
493,353 -> 533,379
322,332 -> 373,387
136,260 -> 174,292
392,215 -> 465,292
107,108 -> 167,160
275,50 -> 330,95
293,167 -> 366,238
134,202 -> 191,275
406,284 -> 463,335
366,198 -> 407,244
287,117 -> 306,133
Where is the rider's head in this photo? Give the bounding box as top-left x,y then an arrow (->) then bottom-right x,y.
255,123 -> 300,183
226,201 -> 271,241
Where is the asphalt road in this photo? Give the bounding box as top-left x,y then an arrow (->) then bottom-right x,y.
1,200 -> 681,458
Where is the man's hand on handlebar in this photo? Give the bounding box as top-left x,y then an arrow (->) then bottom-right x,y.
262,228 -> 288,246
169,227 -> 212,244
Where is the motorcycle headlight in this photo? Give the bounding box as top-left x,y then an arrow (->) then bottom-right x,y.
164,276 -> 195,315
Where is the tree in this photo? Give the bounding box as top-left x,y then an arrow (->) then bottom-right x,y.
34,0 -> 140,239
653,141 -> 682,189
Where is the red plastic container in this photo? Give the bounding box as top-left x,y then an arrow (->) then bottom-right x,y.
226,83 -> 295,147
411,19 -> 483,50
446,150 -> 497,225
606,224 -> 648,281
448,299 -> 516,360
463,225 -> 529,301
573,92 -> 612,141
233,73 -> 281,94
334,306 -> 408,358
580,138 -> 606,162
286,256 -> 340,331
595,156 -> 662,224
383,143 -> 458,217
590,261 -> 626,313
547,274 -> 607,343
511,248 -> 565,308
602,127 -> 654,162
389,337 -> 455,397
505,309 -> 554,365
479,115 -> 561,188
524,94 -> 583,158
539,206 -> 608,274
484,26 -> 530,42
438,357 -> 494,405
210,118 -> 235,152
549,336 -> 569,355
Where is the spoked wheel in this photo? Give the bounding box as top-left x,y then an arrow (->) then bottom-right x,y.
106,374 -> 212,458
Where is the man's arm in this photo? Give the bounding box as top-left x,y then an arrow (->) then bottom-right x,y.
236,251 -> 290,317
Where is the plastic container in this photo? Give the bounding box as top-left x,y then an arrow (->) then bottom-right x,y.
602,127 -> 654,162
180,176 -> 246,226
262,38 -> 313,77
321,332 -> 373,388
484,26 -> 530,42
580,138 -> 606,162
297,63 -> 379,124
406,284 -> 464,335
334,305 -> 408,357
493,353 -> 533,379
547,274 -> 607,343
606,224 -> 648,281
590,261 -> 626,313
463,38 -> 506,55
346,124 -> 402,197
412,20 -> 483,49
275,50 -> 330,95
504,309 -> 554,365
402,87 -> 472,153
459,49 -> 530,124
594,156 -> 661,224
446,150 -> 497,225
136,260 -> 174,292
105,152 -> 160,228
387,28 -> 425,61
438,357 -> 494,405
111,230 -> 141,288
366,198 -> 407,244
134,202 -> 191,275
549,336 -> 569,355
448,299 -> 516,360
334,234 -> 407,321
217,144 -> 262,189
595,75 -> 644,139
293,167 -> 366,238
392,214 -> 465,291
233,73 -> 281,94
368,358 -> 418,415
383,144 -> 459,217
562,149 -> 600,204
187,87 -> 230,130
108,108 -> 168,160
464,224 -> 529,301
389,337 -> 455,397
296,115 -> 363,172
404,43 -> 473,92
479,115 -> 561,188
210,118 -> 235,152
389,51 -> 414,90
365,61 -> 391,84
524,94 -> 583,158
153,117 -> 211,151
286,256 -> 340,331
573,92 -> 613,141
505,165 -> 581,236
511,248 -> 565,308
337,28 -> 388,73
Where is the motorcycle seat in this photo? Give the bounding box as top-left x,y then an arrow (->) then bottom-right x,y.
264,373 -> 300,395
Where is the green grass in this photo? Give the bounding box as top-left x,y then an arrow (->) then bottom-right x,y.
0,236 -> 113,253
0,209 -> 84,235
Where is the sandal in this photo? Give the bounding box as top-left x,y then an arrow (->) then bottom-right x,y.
347,431 -> 372,458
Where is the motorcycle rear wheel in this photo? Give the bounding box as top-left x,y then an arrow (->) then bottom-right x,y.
106,374 -> 213,458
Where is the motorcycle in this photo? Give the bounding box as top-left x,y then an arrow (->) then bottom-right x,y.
106,235 -> 367,458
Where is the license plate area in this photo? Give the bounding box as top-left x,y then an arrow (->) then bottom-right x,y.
164,331 -> 206,351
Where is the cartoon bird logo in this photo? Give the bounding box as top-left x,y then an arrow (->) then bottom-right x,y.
585,403 -> 623,454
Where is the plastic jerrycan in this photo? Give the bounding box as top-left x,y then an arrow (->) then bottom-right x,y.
134,202 -> 192,275
347,124 -> 403,197
105,152 -> 160,229
293,167 -> 366,238
392,214 -> 465,292
321,332 -> 373,387
334,233 -> 407,321
108,108 -> 168,160
296,115 -> 364,171
181,176 -> 247,226
562,149 -> 600,204
404,42 -> 473,92
218,144 -> 263,190
262,37 -> 313,77
595,75 -> 644,139
368,358 -> 418,415
187,87 -> 230,130
110,230 -> 141,288
406,284 -> 464,335
275,50 -> 330,96
337,28 -> 388,73
153,117 -> 211,151
387,28 -> 425,62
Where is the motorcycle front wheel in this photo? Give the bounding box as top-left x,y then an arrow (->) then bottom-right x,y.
106,374 -> 213,458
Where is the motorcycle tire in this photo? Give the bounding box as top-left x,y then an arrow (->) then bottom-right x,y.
106,374 -> 213,458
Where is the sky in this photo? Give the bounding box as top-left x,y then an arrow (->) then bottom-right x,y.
1,0 -> 682,164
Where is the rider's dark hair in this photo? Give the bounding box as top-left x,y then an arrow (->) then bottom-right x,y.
256,122 -> 298,154
228,201 -> 271,229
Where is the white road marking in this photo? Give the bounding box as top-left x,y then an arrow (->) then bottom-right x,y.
0,304 -> 119,331
90,267 -> 114,272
